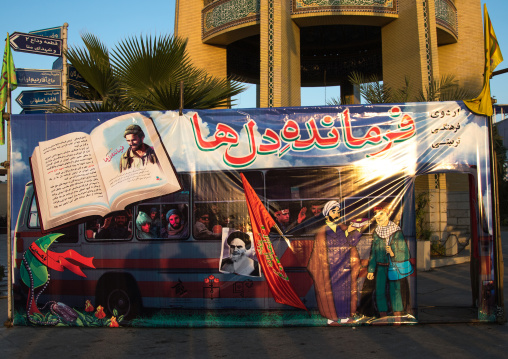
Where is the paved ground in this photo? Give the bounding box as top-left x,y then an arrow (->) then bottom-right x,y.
0,232 -> 507,358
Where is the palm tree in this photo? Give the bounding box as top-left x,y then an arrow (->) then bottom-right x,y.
58,33 -> 245,112
327,72 -> 479,105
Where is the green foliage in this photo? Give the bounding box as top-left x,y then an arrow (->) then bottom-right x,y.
56,33 -> 245,113
415,191 -> 432,241
14,303 -> 124,327
415,74 -> 479,102
430,240 -> 446,257
327,97 -> 351,106
329,72 -> 478,105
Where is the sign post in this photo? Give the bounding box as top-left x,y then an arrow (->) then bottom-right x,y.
16,90 -> 62,108
67,100 -> 102,111
9,32 -> 62,57
29,26 -> 62,39
61,24 -> 68,107
15,69 -> 62,88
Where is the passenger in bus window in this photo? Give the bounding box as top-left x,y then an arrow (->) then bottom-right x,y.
225,214 -> 237,229
136,211 -> 154,239
209,203 -> 225,228
220,231 -> 261,277
271,202 -> 298,234
119,124 -> 160,173
95,211 -> 131,239
149,207 -> 162,237
271,202 -> 307,234
86,218 -> 101,239
291,201 -> 326,236
162,208 -> 189,239
194,209 -> 222,240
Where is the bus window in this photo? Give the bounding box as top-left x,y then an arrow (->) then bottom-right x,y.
87,209 -> 133,241
136,174 -> 191,240
265,168 -> 341,236
193,171 -> 263,239
28,193 -> 79,243
137,205 -> 163,238
28,194 -> 39,228
53,223 -> 81,243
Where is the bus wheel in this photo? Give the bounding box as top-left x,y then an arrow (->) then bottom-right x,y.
96,275 -> 141,320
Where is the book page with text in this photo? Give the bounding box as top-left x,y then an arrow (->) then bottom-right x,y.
38,132 -> 109,217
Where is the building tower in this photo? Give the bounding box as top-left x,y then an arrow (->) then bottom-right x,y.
175,0 -> 483,108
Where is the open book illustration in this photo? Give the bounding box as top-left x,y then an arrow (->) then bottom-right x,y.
30,113 -> 181,231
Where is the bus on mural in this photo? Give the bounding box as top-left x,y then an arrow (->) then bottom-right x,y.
9,101 -> 498,327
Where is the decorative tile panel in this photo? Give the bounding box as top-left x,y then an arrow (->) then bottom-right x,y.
422,0 -> 433,84
435,0 -> 458,37
202,0 -> 260,39
292,0 -> 397,15
268,0 -> 274,107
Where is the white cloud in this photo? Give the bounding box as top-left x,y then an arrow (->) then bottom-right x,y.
11,151 -> 29,175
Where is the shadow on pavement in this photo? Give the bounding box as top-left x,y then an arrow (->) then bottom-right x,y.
417,262 -> 477,323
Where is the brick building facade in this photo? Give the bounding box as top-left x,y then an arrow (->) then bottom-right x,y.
175,0 -> 484,108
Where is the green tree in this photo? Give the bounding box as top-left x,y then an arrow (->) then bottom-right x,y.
58,33 -> 245,112
327,72 -> 478,105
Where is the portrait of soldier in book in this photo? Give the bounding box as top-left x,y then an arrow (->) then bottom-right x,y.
30,113 -> 181,231
120,124 -> 161,173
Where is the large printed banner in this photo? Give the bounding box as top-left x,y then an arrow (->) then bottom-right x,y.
9,102 -> 497,327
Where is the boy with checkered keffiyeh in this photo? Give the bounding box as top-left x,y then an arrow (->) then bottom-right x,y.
367,204 -> 411,317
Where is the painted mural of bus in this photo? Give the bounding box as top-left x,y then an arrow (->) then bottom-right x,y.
13,165 -> 407,319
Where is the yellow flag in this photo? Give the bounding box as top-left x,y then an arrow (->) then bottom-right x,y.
464,4 -> 503,117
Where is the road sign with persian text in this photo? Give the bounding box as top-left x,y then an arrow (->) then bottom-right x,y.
16,89 -> 62,108
29,26 -> 62,39
16,69 -> 62,88
9,32 -> 62,57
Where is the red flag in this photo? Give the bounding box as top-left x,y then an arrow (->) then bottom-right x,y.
240,173 -> 307,310
29,242 -> 95,277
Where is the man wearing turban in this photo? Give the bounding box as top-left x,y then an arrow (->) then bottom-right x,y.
308,200 -> 363,323
136,211 -> 154,239
162,208 -> 189,238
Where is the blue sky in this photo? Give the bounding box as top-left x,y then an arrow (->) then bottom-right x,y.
1,0 -> 507,162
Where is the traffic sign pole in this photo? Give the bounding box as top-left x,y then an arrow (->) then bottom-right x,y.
62,23 -> 68,106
